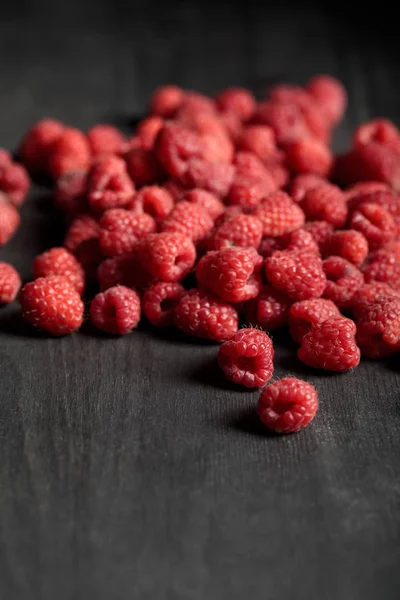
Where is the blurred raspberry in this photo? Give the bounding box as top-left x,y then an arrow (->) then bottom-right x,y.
286,138 -> 333,177
206,214 -> 263,251
87,124 -> 126,157
149,85 -> 185,117
54,170 -> 88,214
183,189 -> 224,220
303,220 -> 334,248
237,125 -> 277,162
64,214 -> 102,279
259,228 -> 319,258
136,116 -> 164,150
0,194 -> 20,247
265,251 -> 326,301
351,282 -> 400,319
349,202 -> 397,249
124,147 -> 164,187
181,158 -> 235,197
129,185 -> 174,221
353,119 -> 400,154
88,156 -> 135,212
48,127 -> 91,179
306,75 -> 347,125
0,160 -> 30,207
0,262 -> 21,304
155,123 -> 206,178
334,143 -> 400,190
342,181 -> 390,204
290,174 -> 329,203
254,101 -> 311,144
363,251 -> 400,290
19,118 -> 64,174
216,87 -> 256,122
227,176 -> 276,209
97,254 -> 155,293
301,184 -> 347,227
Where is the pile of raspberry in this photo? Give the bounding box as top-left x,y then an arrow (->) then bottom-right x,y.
2,75 -> 400,435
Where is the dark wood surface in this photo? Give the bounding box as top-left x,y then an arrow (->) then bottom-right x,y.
1,2 -> 399,599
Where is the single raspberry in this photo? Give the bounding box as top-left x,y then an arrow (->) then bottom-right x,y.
124,147 -> 164,187
265,251 -> 326,301
54,170 -> 88,214
342,181 -> 390,204
322,256 -> 364,309
243,286 -> 291,330
155,124 -> 205,178
253,191 -> 305,237
19,276 -> 84,335
149,85 -> 185,117
290,174 -> 329,203
199,130 -> 234,164
181,158 -> 235,198
269,84 -> 314,106
87,124 -> 126,157
348,190 -> 400,227
286,138 -> 333,177
363,252 -> 400,291
99,209 -> 156,256
135,232 -> 196,282
206,214 -> 263,251
88,156 -> 135,212
306,75 -> 347,125
259,228 -> 319,258
129,186 -> 174,221
351,282 -> 400,319
136,116 -> 165,150
18,118 -> 64,174
356,298 -> 400,358
237,125 -> 277,162
301,184 -> 347,227
321,230 -> 369,267
288,298 -> 341,342
90,285 -> 141,335
0,194 -> 20,247
161,201 -> 213,242
215,88 -> 256,122
174,288 -> 238,342
303,220 -> 334,248
298,316 -> 360,371
233,151 -> 275,182
64,214 -> 102,279
97,254 -> 155,293
353,119 -> 400,154
254,101 -> 310,144
32,247 -> 85,294
349,202 -> 397,250
257,377 -> 319,434
48,127 -> 91,179
334,143 -> 400,190
196,247 -> 263,303
183,189 -> 224,220
142,281 -> 185,327
0,262 -> 21,304
163,180 -> 186,202
0,160 -> 30,207
227,176 -> 276,209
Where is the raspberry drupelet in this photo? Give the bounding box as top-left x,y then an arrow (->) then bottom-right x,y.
206,214 -> 263,251
48,127 -> 91,179
88,155 -> 135,212
0,262 -> 21,304
351,282 -> 400,319
253,191 -> 305,237
32,247 -> 86,294
257,377 -> 319,434
0,194 -> 21,247
288,298 -> 341,343
243,286 -> 291,330
129,186 -> 174,221
87,124 -> 126,157
265,251 -> 326,301
142,282 -> 185,327
161,201 -> 214,242
90,286 -> 141,335
18,118 -> 64,174
218,328 -> 274,388
321,230 -> 369,267
322,256 -> 364,309
356,298 -> 400,359
99,209 -> 156,256
135,232 -> 196,282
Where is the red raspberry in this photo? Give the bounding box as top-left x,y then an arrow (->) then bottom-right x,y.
254,101 -> 310,144
174,288 -> 238,342
286,138 -> 333,177
135,232 -> 196,282
233,151 -> 275,182
322,256 -> 364,309
218,110 -> 243,141
149,85 -> 185,117
19,276 -> 84,335
18,118 -> 64,174
199,130 -> 234,164
342,181 -> 390,204
196,247 -> 263,303
227,176 -> 276,209
64,214 -> 102,278
301,184 -> 347,227
288,298 -> 340,342
181,158 -> 235,198
97,254 -> 155,293
265,251 -> 326,301
88,156 -> 135,212
218,328 -> 274,388
161,201 -> 213,242
124,147 -> 164,187
353,119 -> 400,154
99,209 -> 156,256
136,116 -> 165,150
356,298 -> 400,358
32,247 -> 85,294
306,75 -> 347,125
206,214 -> 263,251
321,230 -> 369,267
54,170 -> 88,214
259,228 -> 319,258
176,92 -> 216,120
237,125 -> 277,162
87,124 -> 126,157
267,162 -> 290,188
269,84 -> 313,107
381,240 -> 400,261
298,316 -> 360,371
351,282 -> 400,319
48,127 -> 91,179
0,262 -> 21,304
349,191 -> 400,227
90,285 -> 141,335
0,160 -> 30,207
363,252 -> 400,291
155,124 -> 205,178
129,186 -> 174,221
303,220 -> 334,248
142,281 -> 185,327
215,205 -> 244,226
335,143 -> 400,190
215,88 -> 256,122
253,191 -> 305,237
349,202 -> 397,250
243,286 -> 291,330
183,189 -> 224,220
163,180 -> 186,202
290,174 -> 329,203
0,194 -> 20,247
257,377 -> 319,434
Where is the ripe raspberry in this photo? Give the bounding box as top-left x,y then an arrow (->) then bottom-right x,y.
335,143 -> 400,190
124,147 -> 164,187
135,232 -> 196,282
259,228 -> 319,258
142,281 -> 185,327
174,288 -> 238,342
290,174 -> 329,203
155,124 -> 205,178
351,282 -> 400,319
129,186 -> 174,221
161,201 -> 213,242
243,286 -> 291,330
237,125 -> 277,162
306,75 -> 347,125
136,116 -> 164,150
54,170 -> 88,214
267,162 -> 290,188
88,156 -> 135,212
265,251 -> 326,301
321,230 -> 369,267
163,180 -> 186,202
0,160 -> 30,207
218,328 -> 274,388
353,119 -> 400,154
254,101 -> 310,144
181,158 -> 235,198
206,214 -> 263,251
253,191 -> 305,237
32,247 -> 85,294
0,262 -> 21,304
149,85 -> 185,117
90,285 -> 141,335
301,184 -> 347,227
348,191 -> 400,227
227,176 -> 276,209
18,118 -> 64,174
286,138 -> 333,177
87,124 -> 126,157
349,202 -> 397,250
215,88 -> 256,122
288,298 -> 340,342
257,377 -> 319,434
97,254 -> 155,293
199,130 -> 234,164
176,92 -> 216,120
233,151 -> 275,182
19,276 -> 84,335
64,214 -> 102,279
218,111 -> 243,141
196,247 -> 263,303
322,256 -> 364,309
0,194 -> 20,247
99,209 -> 156,256
269,84 -> 313,106
298,316 -> 360,371
48,127 -> 91,179
342,181 -> 390,204
363,252 -> 400,291
356,298 -> 400,358
303,220 -> 334,248
183,189 -> 224,220
381,240 -> 400,261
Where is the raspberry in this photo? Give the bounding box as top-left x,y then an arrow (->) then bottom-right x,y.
54,170 -> 88,214
149,85 -> 185,117
87,124 -> 126,157
174,288 -> 238,342
181,158 -> 235,198
288,298 -> 341,342
381,240 -> 400,261
90,285 -> 141,335
161,201 -> 213,242
321,230 -> 369,267
290,174 -> 329,203
135,232 -> 196,282
183,189 -> 224,220
257,377 -> 318,434
267,162 -> 290,188
259,228 -> 319,258
244,286 -> 291,330
322,256 -> 364,309
237,125 -> 277,162
306,75 -> 347,125
48,127 -> 91,179
177,92 -> 216,120
99,209 -> 156,256
353,119 -> 400,154
136,116 -> 165,151
198,130 -> 234,164
163,180 -> 186,202
286,138 -> 333,177
19,276 -> 84,335
155,124 -> 205,178
335,143 -> 400,190
227,176 -> 276,209
356,298 -> 400,358
233,151 -> 275,182
253,191 -> 305,236
254,101 -> 310,145
349,202 -> 397,249
97,254 -> 155,293
351,282 -> 400,319
0,262 -> 21,304
303,220 -> 334,248
0,194 -> 20,247
215,88 -> 256,122
363,252 -> 400,291
129,185 -> 174,221
88,156 -> 135,212
64,214 -> 102,279
342,181 -> 390,204
265,251 -> 326,301
206,214 -> 263,251
298,316 -> 360,372
218,328 -> 274,388
301,184 -> 347,227
0,149 -> 12,167
196,247 -> 263,303
142,281 -> 185,327
124,147 -> 164,187
18,118 -> 64,174
32,247 -> 85,294
349,191 -> 400,227
0,160 -> 30,207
